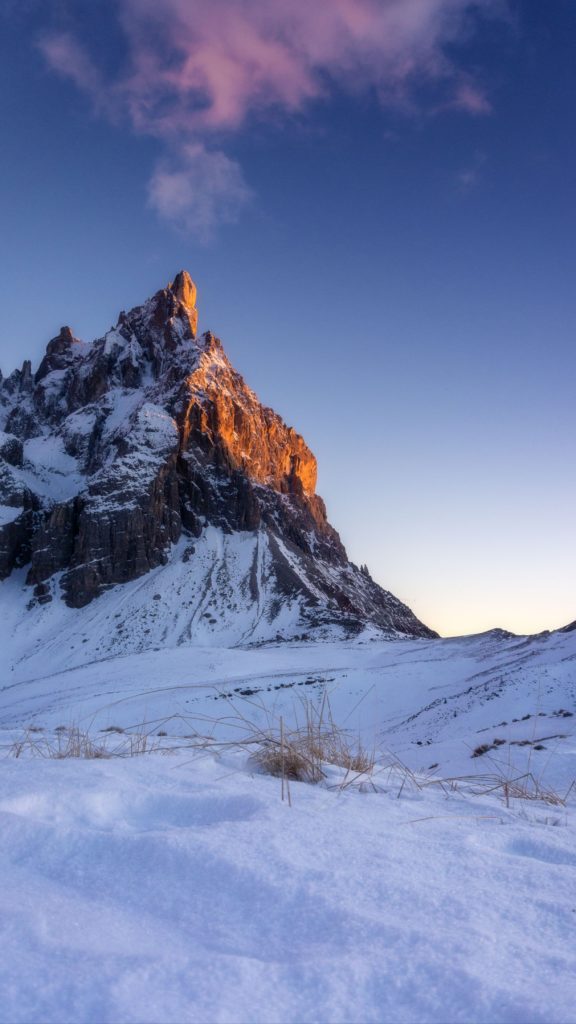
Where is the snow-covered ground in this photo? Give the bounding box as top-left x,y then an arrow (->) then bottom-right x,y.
1,586 -> 575,1022
3,614 -> 575,787
1,745 -> 575,1024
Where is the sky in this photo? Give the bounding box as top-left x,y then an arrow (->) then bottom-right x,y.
0,0 -> 575,637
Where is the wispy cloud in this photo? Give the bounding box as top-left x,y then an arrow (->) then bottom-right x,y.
452,79 -> 493,115
38,0 -> 506,236
456,149 -> 488,192
147,144 -> 253,239
38,32 -> 105,108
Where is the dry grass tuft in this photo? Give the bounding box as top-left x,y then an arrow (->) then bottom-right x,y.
8,724 -> 163,760
473,771 -> 574,808
251,734 -> 325,785
248,695 -> 376,794
10,726 -> 109,760
55,727 -> 109,759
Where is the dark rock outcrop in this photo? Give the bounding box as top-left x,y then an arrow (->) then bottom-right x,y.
0,272 -> 436,639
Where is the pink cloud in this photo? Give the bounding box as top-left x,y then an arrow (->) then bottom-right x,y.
452,80 -> 493,114
38,32 -> 105,108
39,0 -> 506,235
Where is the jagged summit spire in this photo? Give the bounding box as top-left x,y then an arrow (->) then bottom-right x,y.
164,271 -> 198,338
169,271 -> 197,310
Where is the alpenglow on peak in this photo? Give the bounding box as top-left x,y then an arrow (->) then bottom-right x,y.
169,270 -> 197,311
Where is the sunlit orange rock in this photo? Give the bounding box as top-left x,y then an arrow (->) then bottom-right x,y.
181,333 -> 318,501
170,270 -> 198,336
170,270 -> 197,310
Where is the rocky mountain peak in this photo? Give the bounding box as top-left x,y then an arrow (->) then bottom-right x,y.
127,269 -> 199,344
0,272 -> 436,642
52,325 -> 77,348
35,327 -> 81,384
169,270 -> 197,311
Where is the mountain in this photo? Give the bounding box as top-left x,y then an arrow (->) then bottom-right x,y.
0,271 -> 435,646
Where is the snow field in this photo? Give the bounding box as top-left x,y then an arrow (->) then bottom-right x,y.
1,750 -> 575,1024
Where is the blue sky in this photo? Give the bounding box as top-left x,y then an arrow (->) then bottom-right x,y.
1,0 -> 575,636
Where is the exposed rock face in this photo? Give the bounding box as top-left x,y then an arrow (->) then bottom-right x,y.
0,272 -> 436,640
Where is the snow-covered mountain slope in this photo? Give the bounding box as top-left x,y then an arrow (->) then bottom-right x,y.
0,271 -> 434,640
0,528 -> 424,698
2,600 -> 575,790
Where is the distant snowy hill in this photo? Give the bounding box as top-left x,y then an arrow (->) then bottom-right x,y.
0,271 -> 434,643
